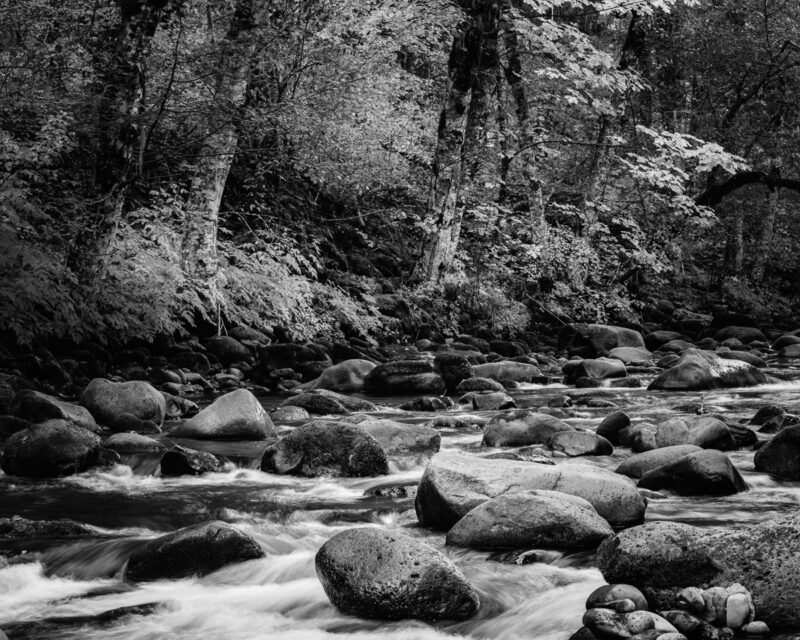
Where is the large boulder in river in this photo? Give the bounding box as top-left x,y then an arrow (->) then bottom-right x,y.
648,349 -> 767,391
616,445 -> 703,479
471,361 -> 542,385
548,431 -> 613,456
434,352 -> 473,392
363,360 -> 446,395
125,521 -> 264,582
562,324 -> 646,357
415,452 -> 646,530
446,490 -> 614,549
80,378 -> 166,427
11,389 -> 99,433
597,515 -> 800,628
356,418 -> 440,456
637,450 -> 747,495
316,528 -> 478,621
168,389 -> 276,441
650,416 -> 736,451
754,425 -> 800,479
299,359 -> 376,392
563,358 -> 627,383
0,420 -> 102,477
482,410 -> 573,447
281,389 -> 376,414
262,421 -> 388,477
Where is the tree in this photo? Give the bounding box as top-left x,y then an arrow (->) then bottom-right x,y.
180,0 -> 258,294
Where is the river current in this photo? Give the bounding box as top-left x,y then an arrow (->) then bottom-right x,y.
3,379 -> 800,640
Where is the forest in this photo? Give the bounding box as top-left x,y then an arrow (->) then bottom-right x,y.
3,0 -> 800,348
5,2 -> 800,640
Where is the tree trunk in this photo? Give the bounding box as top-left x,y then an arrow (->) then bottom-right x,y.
72,0 -> 176,282
181,0 -> 257,287
726,208 -> 744,277
751,178 -> 780,282
413,17 -> 479,284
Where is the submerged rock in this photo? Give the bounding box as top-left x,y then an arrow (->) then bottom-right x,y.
0,516 -> 95,539
125,521 -> 264,581
315,528 -> 479,620
103,432 -> 166,454
648,349 -> 767,391
262,421 -> 388,477
80,379 -> 166,427
169,389 -> 276,441
1,420 -> 102,478
281,389 -> 377,414
415,452 -> 646,530
446,490 -> 614,549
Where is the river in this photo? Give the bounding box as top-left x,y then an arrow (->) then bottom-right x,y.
2,379 -> 800,640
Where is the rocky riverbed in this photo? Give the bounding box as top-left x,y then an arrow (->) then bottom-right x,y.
3,322 -> 800,640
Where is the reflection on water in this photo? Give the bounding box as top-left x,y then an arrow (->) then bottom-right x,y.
3,381 -> 800,639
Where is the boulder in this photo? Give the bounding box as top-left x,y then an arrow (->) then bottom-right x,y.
563,358 -> 627,383
754,425 -> 800,479
645,331 -> 684,351
548,431 -> 613,456
616,445 -> 703,479
713,326 -> 766,344
80,379 -> 166,427
169,389 -> 276,441
608,347 -> 653,365
262,421 -> 388,477
470,361 -> 542,385
315,528 -> 478,620
11,389 -> 99,433
586,583 -> 649,611
280,389 -> 377,415
0,420 -> 102,477
649,350 -> 767,391
110,412 -> 161,434
0,415 -> 32,441
160,445 -> 224,476
0,516 -> 95,539
103,432 -> 166,454
456,377 -> 504,393
162,393 -> 199,420
205,335 -> 251,365
415,452 -> 646,530
356,418 -> 440,456
471,392 -> 516,411
270,406 -> 310,422
434,352 -> 473,392
125,521 -> 264,581
446,490 -> 614,549
400,396 -> 451,412
638,450 -> 747,495
659,339 -> 695,353
597,514 -> 800,628
364,360 -> 446,395
482,410 -> 573,447
597,411 -> 631,445
564,324 -> 646,356
299,359 -> 376,392
717,350 -> 766,368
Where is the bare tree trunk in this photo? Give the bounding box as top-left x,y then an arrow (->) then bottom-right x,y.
181,0 -> 257,288
412,16 -> 479,284
72,0 -> 177,282
751,177 -> 780,282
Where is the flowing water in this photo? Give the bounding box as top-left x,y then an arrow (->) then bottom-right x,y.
3,379 -> 800,640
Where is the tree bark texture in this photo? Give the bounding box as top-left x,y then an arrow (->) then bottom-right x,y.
414,1 -> 500,284
181,0 -> 257,285
74,0 -> 177,282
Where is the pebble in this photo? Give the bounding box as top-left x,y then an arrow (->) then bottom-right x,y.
725,593 -> 751,629
586,584 -> 649,612
742,621 -> 770,636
